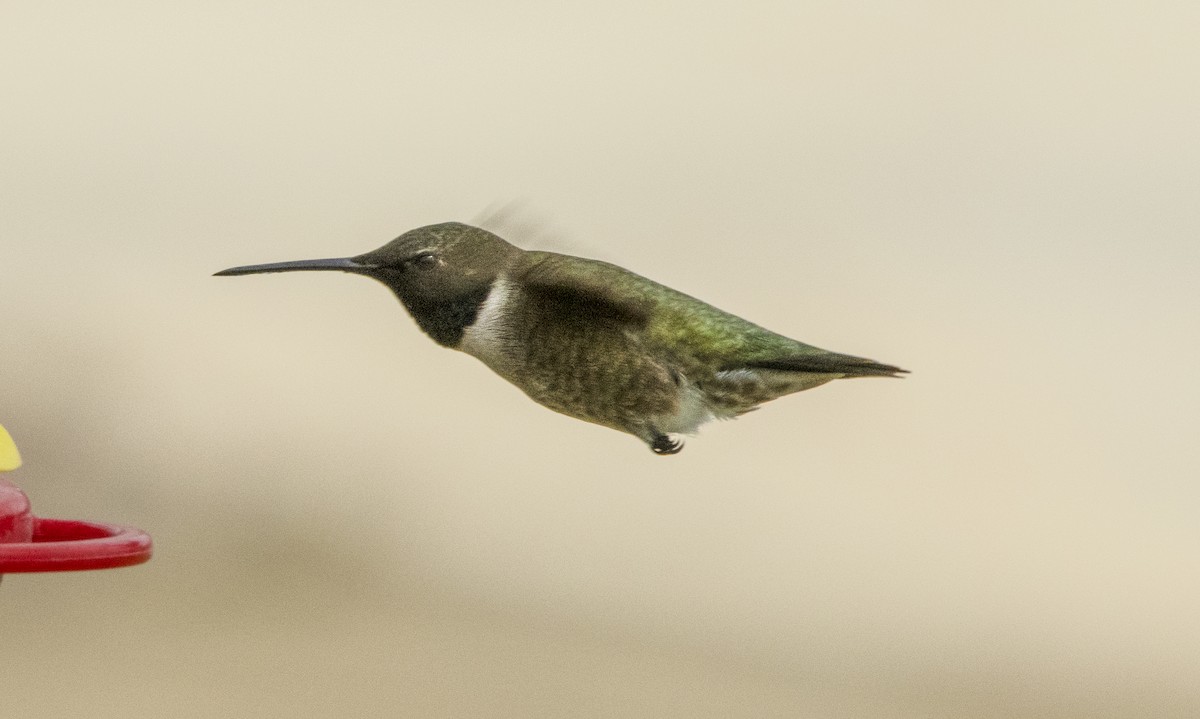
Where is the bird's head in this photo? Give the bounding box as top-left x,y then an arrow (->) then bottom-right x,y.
215,221 -> 521,345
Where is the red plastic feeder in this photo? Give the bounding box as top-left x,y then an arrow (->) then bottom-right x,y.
0,478 -> 153,576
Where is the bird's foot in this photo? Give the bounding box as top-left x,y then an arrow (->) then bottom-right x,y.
650,432 -> 684,455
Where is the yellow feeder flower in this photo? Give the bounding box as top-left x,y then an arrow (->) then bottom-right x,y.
0,424 -> 20,472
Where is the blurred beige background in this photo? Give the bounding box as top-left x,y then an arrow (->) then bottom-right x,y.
3,2 -> 1198,717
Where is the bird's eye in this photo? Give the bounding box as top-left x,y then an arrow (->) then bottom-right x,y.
410,253 -> 439,271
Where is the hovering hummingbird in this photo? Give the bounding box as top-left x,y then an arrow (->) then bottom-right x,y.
216,222 -> 906,454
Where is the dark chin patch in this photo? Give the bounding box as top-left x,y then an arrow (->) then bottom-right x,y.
404,287 -> 490,347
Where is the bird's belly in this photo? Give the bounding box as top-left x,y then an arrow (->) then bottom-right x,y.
463,329 -> 680,435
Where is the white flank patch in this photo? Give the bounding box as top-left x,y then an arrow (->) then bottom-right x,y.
717,365 -> 838,393
654,381 -> 719,435
713,368 -> 762,385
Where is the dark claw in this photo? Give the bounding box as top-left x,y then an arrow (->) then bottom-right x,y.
650,433 -> 684,455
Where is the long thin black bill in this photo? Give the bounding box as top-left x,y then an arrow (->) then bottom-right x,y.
214,257 -> 375,277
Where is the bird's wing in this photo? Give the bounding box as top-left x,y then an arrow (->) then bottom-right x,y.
516,251 -> 791,356
517,252 -> 657,330
518,252 -> 906,377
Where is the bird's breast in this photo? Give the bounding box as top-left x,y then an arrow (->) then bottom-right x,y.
458,274 -> 517,370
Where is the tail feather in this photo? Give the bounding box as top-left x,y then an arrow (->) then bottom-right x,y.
739,353 -> 908,378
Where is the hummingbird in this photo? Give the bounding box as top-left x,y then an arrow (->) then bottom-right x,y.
216,222 -> 906,455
